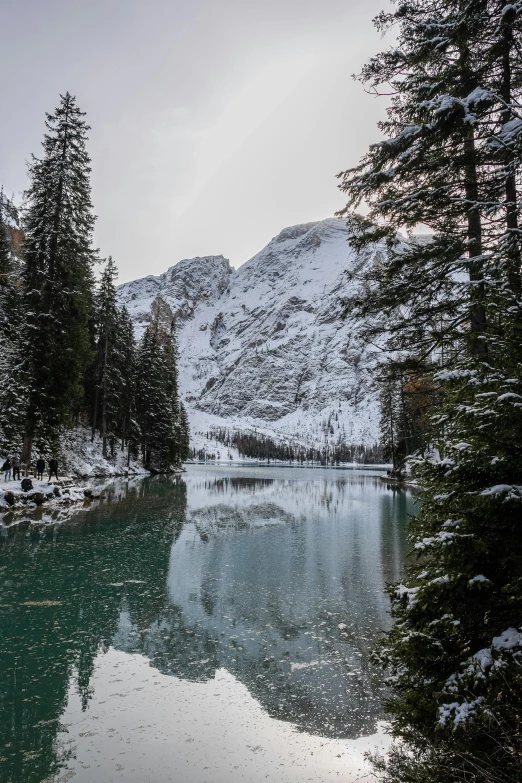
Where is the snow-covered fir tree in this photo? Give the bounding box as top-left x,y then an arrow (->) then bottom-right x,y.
21,92 -> 96,463
135,305 -> 189,470
0,192 -> 29,453
338,2 -> 522,781
0,211 -> 10,284
338,0 -> 521,358
91,257 -> 133,459
0,209 -> 12,336
178,402 -> 190,465
378,360 -> 440,467
115,304 -> 138,462
378,369 -> 401,469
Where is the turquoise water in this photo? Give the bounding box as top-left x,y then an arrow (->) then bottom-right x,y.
0,466 -> 413,783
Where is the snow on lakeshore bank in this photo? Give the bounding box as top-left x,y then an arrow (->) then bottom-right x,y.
0,478 -> 97,530
60,428 -> 149,478
0,475 -> 144,528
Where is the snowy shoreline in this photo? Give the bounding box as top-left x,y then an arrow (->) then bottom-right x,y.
0,466 -> 185,531
0,477 -> 105,535
0,475 -> 112,517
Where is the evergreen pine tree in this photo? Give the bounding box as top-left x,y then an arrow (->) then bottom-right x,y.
91,260 -> 141,463
92,257 -> 119,457
116,305 -> 138,462
0,192 -> 29,453
135,321 -> 159,469
0,210 -> 10,282
135,305 -> 187,470
0,208 -> 12,336
21,92 -> 96,462
378,359 -> 440,467
0,339 -> 30,455
376,304 -> 522,783
337,0 -> 522,359
177,403 -> 190,463
337,2 -> 522,781
378,370 -> 400,468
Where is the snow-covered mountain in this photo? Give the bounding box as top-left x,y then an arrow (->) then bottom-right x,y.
118,218 -> 384,454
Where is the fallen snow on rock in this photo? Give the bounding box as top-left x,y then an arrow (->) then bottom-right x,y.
0,478 -> 56,507
0,478 -> 90,517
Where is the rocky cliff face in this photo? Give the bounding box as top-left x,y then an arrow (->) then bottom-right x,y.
117,219 -> 384,451
118,254 -> 233,336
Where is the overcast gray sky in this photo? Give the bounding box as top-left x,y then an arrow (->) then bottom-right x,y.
1,0 -> 392,282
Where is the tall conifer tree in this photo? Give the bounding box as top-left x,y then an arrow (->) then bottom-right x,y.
91,261 -> 139,460
178,403 -> 190,464
0,210 -> 12,335
92,257 -> 119,457
21,93 -> 96,461
337,0 -> 522,358
0,192 -> 28,452
135,305 -> 187,470
379,370 -> 400,468
338,2 -> 522,781
0,212 -> 10,283
116,304 -> 138,460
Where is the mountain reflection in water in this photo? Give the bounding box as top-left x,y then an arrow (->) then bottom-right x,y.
0,466 -> 412,783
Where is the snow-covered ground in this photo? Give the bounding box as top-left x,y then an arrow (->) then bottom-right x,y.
60,428 -> 149,478
118,218 -> 385,454
0,477 -> 90,517
0,429 -> 149,514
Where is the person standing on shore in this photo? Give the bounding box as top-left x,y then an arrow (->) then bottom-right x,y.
2,456 -> 12,481
12,454 -> 21,481
48,458 -> 58,481
36,456 -> 45,481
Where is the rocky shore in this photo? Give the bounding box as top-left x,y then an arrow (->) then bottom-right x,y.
0,470 -> 185,535
0,477 -> 102,513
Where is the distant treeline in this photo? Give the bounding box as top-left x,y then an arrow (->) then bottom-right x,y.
191,429 -> 383,464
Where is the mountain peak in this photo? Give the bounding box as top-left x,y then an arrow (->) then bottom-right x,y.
273,221 -> 321,243
118,217 -> 380,451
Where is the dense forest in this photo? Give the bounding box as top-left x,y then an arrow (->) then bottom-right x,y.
0,94 -> 189,471
191,428 -> 382,464
337,1 -> 522,782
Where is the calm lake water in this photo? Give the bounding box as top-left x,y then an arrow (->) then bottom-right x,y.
0,465 -> 414,783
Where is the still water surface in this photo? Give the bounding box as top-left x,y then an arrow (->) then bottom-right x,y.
0,465 -> 413,783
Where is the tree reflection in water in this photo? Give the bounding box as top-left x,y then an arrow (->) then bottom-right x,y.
0,467 -> 411,783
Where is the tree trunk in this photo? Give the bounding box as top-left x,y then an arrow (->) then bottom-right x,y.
389,387 -> 396,469
459,43 -> 487,355
400,384 -> 410,458
101,332 -> 108,459
91,380 -> 99,442
500,10 -> 521,294
463,127 -> 487,353
21,434 -> 33,467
